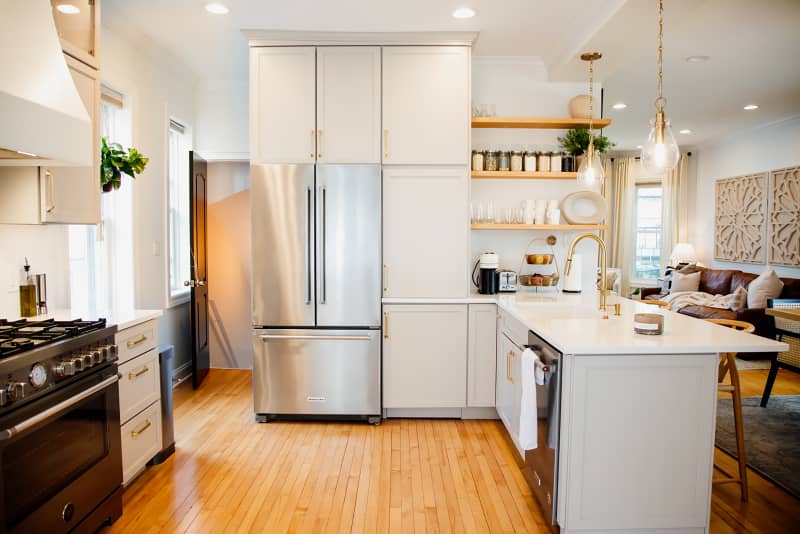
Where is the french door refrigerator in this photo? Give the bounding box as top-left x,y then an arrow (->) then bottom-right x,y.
251,164 -> 382,423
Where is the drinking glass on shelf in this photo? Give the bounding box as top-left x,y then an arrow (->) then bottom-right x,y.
486,201 -> 495,223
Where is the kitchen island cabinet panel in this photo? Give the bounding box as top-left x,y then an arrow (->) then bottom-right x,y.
382,304 -> 467,408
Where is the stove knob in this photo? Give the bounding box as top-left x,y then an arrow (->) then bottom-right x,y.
6,382 -> 26,401
54,360 -> 76,377
71,357 -> 85,372
82,354 -> 95,368
108,344 -> 118,361
0,388 -> 6,407
90,350 -> 103,365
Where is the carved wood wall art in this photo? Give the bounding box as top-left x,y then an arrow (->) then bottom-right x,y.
769,166 -> 800,266
715,173 -> 767,263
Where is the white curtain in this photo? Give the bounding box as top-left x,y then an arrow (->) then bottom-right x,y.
602,157 -> 637,296
660,153 -> 691,270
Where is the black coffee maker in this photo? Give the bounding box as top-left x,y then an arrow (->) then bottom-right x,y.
472,252 -> 500,294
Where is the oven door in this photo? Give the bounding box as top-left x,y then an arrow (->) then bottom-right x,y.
0,366 -> 122,534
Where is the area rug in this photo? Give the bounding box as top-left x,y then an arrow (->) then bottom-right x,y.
716,395 -> 800,498
735,358 -> 771,370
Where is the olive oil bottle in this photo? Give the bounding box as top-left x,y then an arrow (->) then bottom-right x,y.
19,258 -> 37,318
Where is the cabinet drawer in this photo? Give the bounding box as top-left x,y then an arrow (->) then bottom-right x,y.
119,349 -> 160,424
499,309 -> 528,349
121,402 -> 162,485
116,320 -> 157,364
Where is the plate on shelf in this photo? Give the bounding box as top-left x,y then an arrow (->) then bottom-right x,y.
561,191 -> 606,225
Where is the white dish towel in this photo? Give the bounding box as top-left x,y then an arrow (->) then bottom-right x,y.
519,348 -> 546,450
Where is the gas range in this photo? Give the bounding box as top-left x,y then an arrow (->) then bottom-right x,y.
0,318 -> 118,412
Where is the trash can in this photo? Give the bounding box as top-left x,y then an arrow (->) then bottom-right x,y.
148,344 -> 175,465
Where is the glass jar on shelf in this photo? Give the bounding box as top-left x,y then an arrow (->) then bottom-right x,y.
538,152 -> 551,172
524,151 -> 537,172
485,151 -> 499,171
510,151 -> 523,172
550,152 -> 562,173
471,150 -> 485,171
498,151 -> 511,172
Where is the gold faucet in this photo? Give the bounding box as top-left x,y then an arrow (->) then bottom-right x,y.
564,232 -> 620,316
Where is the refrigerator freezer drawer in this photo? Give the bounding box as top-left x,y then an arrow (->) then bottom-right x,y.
253,329 -> 381,416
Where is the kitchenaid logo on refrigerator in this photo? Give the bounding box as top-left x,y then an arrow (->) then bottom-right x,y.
306,396 -> 327,402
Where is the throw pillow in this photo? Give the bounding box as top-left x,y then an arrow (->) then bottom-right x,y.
670,271 -> 701,293
747,268 -> 784,309
727,286 -> 748,312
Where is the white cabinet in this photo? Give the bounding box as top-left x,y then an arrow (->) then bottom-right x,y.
250,47 -> 316,164
383,304 -> 467,408
116,319 -> 162,485
495,310 -> 525,459
382,47 -> 469,164
317,47 -> 381,163
0,55 -> 100,224
383,166 -> 469,298
467,304 -> 496,407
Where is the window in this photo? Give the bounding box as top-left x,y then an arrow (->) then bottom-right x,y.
68,86 -> 134,316
168,119 -> 191,301
633,185 -> 663,281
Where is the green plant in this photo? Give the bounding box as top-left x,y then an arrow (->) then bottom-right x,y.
100,137 -> 149,191
557,128 -> 615,156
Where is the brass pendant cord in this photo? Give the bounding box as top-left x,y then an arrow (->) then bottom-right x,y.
580,52 -> 602,157
655,0 -> 666,112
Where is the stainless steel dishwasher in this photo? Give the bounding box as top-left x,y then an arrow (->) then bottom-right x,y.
523,330 -> 563,526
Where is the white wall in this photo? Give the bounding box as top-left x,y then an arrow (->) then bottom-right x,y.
471,57 -> 602,292
194,80 -> 249,161
100,27 -> 198,368
692,115 -> 800,277
0,225 -> 70,317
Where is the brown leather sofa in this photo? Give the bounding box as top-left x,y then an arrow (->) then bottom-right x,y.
642,268 -> 800,353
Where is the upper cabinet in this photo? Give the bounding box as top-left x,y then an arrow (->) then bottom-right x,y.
250,47 -> 317,164
250,46 -> 381,164
51,0 -> 99,69
382,47 -> 470,165
316,47 -> 381,164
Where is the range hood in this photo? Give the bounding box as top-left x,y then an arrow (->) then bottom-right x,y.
0,0 -> 91,166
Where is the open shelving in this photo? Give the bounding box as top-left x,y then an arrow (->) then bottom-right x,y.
471,170 -> 577,180
471,116 -> 612,130
471,223 -> 606,231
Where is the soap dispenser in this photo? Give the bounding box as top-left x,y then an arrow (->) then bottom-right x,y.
19,257 -> 37,317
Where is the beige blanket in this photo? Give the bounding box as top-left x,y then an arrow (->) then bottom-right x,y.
662,291 -> 737,312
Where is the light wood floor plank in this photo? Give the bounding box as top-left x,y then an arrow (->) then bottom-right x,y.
108,369 -> 800,534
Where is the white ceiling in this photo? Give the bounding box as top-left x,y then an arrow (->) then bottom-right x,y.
103,0 -> 800,150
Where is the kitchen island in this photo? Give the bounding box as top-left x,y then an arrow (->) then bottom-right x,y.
492,291 -> 786,534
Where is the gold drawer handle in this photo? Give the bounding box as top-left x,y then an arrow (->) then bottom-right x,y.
383,129 -> 389,158
128,366 -> 149,380
383,312 -> 389,339
131,419 -> 151,438
126,334 -> 148,349
507,350 -> 514,384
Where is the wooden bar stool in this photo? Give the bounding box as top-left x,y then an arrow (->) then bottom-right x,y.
705,318 -> 754,502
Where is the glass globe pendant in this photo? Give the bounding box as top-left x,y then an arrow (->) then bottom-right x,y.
641,0 -> 680,173
577,139 -> 605,188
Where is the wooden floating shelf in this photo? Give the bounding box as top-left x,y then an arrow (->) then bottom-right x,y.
471,171 -> 577,180
471,116 -> 612,130
471,223 -> 607,231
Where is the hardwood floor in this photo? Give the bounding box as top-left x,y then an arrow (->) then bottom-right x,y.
110,368 -> 800,533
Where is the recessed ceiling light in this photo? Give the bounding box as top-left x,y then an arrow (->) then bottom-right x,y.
686,55 -> 710,63
205,2 -> 229,14
743,104 -> 759,111
612,103 -> 627,110
452,7 -> 476,19
56,4 -> 80,14
679,129 -> 692,135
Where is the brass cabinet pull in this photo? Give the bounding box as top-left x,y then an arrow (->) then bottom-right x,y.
309,129 -> 315,159
131,419 -> 151,438
507,350 -> 514,384
383,312 -> 389,339
383,264 -> 388,293
126,334 -> 147,349
383,129 -> 389,158
128,366 -> 149,380
45,170 -> 55,213
317,129 -> 323,158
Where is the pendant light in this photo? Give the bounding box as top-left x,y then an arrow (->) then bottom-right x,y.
640,0 -> 679,173
576,52 -> 605,189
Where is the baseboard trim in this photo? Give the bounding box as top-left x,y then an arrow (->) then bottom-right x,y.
461,407 -> 499,419
383,407 -> 499,419
172,361 -> 192,388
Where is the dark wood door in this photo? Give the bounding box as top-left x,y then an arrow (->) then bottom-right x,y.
190,151 -> 209,389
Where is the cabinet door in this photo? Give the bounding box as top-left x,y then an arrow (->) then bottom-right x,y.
496,330 -> 512,428
508,341 -> 522,445
41,55 -> 100,224
250,47 -> 316,164
468,304 -> 497,407
383,166 -> 469,298
316,47 -> 381,163
383,304 -> 467,408
382,47 -> 469,164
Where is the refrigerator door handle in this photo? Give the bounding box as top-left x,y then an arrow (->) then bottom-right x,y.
320,185 -> 327,304
305,186 -> 313,304
259,334 -> 371,341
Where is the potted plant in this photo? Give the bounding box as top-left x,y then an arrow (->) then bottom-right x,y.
557,128 -> 614,156
100,137 -> 149,192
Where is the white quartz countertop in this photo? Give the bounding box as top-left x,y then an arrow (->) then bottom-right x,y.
385,290 -> 788,355
15,308 -> 163,332
496,291 -> 788,355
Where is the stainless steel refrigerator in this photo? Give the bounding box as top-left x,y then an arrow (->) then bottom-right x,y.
251,164 -> 382,423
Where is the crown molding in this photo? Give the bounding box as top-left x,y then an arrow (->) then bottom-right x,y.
242,30 -> 479,48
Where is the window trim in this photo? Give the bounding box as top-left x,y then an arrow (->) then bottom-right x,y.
166,117 -> 192,308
